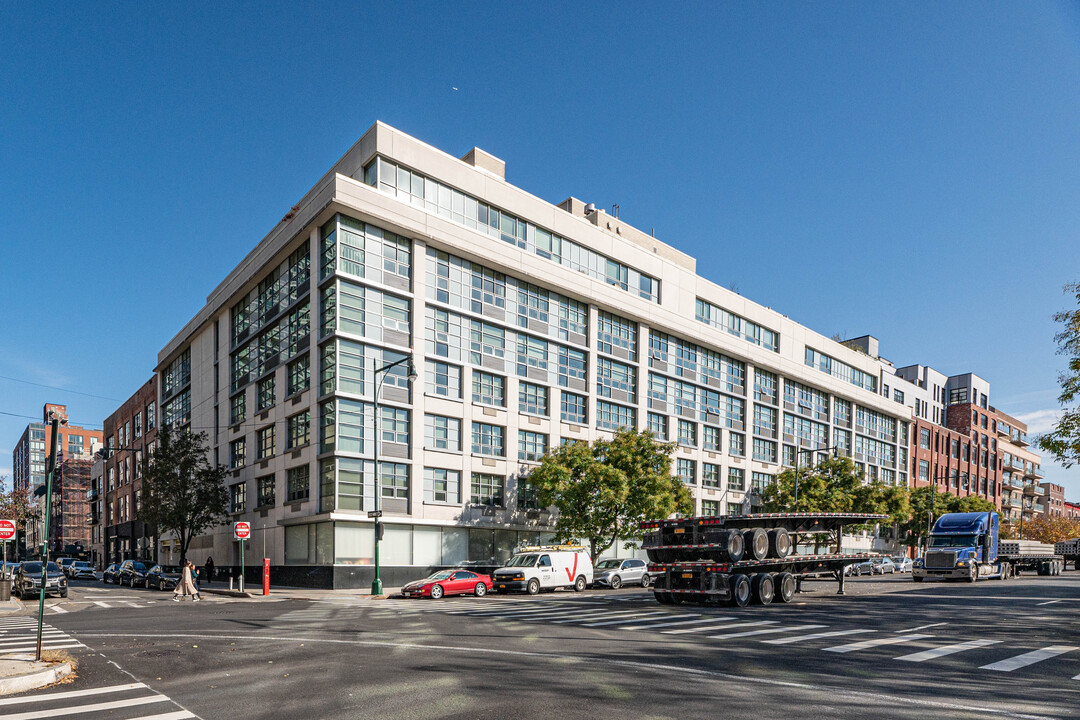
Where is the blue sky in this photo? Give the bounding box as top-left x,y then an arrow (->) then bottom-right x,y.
1,2 -> 1078,497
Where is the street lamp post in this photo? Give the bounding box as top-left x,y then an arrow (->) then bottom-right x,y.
370,353 -> 417,596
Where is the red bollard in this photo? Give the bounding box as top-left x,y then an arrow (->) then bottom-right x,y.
262,558 -> 270,596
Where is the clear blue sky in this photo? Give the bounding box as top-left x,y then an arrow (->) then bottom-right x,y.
2,3 -> 1078,497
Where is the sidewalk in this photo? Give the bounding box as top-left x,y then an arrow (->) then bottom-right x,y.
200,583 -> 403,601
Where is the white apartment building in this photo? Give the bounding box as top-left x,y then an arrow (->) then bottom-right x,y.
156,122 -> 911,588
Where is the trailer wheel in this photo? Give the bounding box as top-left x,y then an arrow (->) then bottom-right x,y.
645,548 -> 662,563
768,528 -> 792,559
744,529 -> 769,561
775,572 -> 796,603
708,530 -> 744,562
653,576 -> 673,605
751,573 -> 774,605
730,574 -> 751,607
912,575 -> 924,582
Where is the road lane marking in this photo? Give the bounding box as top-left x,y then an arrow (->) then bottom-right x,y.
618,616 -> 725,631
1036,600 -> 1061,606
71,631 -> 1053,720
980,645 -> 1078,672
48,606 -> 68,614
582,612 -> 672,627
897,622 -> 946,632
2,693 -> 169,720
708,624 -> 826,640
824,634 -> 933,653
93,601 -> 112,608
664,620 -> 772,635
895,638 -> 1001,662
0,683 -> 147,706
763,629 -> 875,645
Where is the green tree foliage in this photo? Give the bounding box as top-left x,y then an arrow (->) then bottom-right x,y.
1039,282 -> 1080,467
139,426 -> 228,566
900,487 -> 997,548
0,481 -> 36,562
525,428 -> 693,564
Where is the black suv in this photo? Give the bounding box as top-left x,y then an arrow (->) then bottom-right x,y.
14,561 -> 68,599
118,560 -> 151,587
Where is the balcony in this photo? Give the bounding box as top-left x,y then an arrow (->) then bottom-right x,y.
1014,433 -> 1030,447
1022,481 -> 1048,496
1001,495 -> 1019,509
1025,467 -> 1045,480
1003,457 -> 1024,473
996,423 -> 1011,438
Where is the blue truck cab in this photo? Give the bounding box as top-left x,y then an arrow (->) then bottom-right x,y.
913,512 -> 1004,582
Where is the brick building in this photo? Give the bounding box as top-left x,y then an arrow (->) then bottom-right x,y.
102,378 -> 158,564
1040,482 -> 1066,517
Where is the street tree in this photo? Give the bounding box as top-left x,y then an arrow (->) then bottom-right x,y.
1039,282 -> 1080,468
0,481 -> 36,561
1016,514 -> 1080,544
139,426 -> 228,566
525,428 -> 693,564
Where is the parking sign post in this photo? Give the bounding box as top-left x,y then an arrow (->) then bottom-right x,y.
233,522 -> 251,593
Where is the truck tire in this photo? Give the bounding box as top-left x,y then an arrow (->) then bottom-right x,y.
743,529 -> 769,561
912,575 -> 924,582
653,576 -> 673,605
775,572 -> 796,603
527,578 -> 540,595
729,574 -> 751,607
968,564 -> 978,583
705,530 -> 744,562
645,548 -> 662,563
574,575 -> 587,592
768,528 -> 792,559
750,573 -> 774,605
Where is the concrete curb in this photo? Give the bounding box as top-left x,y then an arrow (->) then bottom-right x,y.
0,657 -> 73,696
0,599 -> 24,614
201,588 -> 253,599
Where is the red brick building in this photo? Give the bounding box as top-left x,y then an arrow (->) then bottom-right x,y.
101,378 -> 158,564
910,416 -> 998,505
1040,482 -> 1066,517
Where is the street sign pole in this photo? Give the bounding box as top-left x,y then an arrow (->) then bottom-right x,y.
36,415 -> 60,662
240,537 -> 244,594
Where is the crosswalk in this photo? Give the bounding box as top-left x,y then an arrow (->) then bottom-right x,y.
0,682 -> 196,719
392,595 -> 1080,679
0,616 -> 84,654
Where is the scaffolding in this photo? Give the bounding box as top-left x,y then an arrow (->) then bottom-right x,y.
50,457 -> 92,555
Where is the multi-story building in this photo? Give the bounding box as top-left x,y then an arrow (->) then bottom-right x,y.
88,458 -> 105,568
50,457 -> 92,555
992,410 -> 1045,523
1064,500 -> 1080,520
102,377 -> 158,564
155,122 -> 912,588
11,404 -> 102,556
1040,482 -> 1066,518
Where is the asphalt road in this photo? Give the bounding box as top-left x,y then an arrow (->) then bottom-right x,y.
2,571 -> 1078,719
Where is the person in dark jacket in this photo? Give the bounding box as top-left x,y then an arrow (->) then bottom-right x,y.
204,556 -> 214,586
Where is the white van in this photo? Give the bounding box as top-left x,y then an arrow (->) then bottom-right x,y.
492,546 -> 594,595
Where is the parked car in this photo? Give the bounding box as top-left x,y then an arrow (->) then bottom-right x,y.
118,560 -> 151,587
103,563 -> 121,584
57,558 -> 77,576
854,557 -> 897,575
67,561 -> 97,580
592,558 -> 652,589
146,565 -> 183,591
401,569 -> 493,599
13,561 -> 68,599
890,556 -> 913,573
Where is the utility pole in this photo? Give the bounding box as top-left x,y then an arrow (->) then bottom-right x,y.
36,412 -> 61,661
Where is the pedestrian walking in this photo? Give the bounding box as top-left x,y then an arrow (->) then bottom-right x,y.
173,561 -> 201,602
204,556 -> 214,586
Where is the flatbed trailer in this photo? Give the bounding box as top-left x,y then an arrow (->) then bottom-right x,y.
1054,539 -> 1079,571
641,512 -> 887,607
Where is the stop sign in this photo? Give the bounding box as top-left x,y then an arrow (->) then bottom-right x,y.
0,519 -> 14,541
233,521 -> 251,540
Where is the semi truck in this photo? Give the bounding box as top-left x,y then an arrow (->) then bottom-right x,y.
641,512 -> 886,607
913,511 -> 1066,582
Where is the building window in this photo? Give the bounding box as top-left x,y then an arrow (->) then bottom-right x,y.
230,439 -> 246,469
728,432 -> 745,457
288,355 -> 310,396
381,294 -> 411,334
133,413 -> 142,439
647,412 -> 667,441
702,500 -> 721,517
257,474 -> 276,508
470,473 -> 504,506
918,460 -> 930,482
230,482 -> 246,513
677,458 -> 696,485
677,419 -> 697,447
703,425 -> 722,452
380,462 -> 409,499
754,369 -> 778,406
426,361 -> 462,399
561,392 -> 587,424
472,371 -> 506,407
424,467 -> 460,504
518,431 -> 548,462
380,407 -> 409,445
257,426 -> 275,459
596,311 -> 637,360
753,404 -> 778,439
557,346 -> 587,388
752,472 -> 773,494
257,376 -> 275,411
230,393 -> 246,425
472,423 -> 505,457
920,427 -> 931,450
287,411 -> 310,449
424,415 -> 461,452
287,465 -> 310,502
703,463 -> 721,488
146,402 -> 156,430
753,438 -> 778,463
596,401 -> 635,431
519,382 -> 549,416
728,467 -> 745,491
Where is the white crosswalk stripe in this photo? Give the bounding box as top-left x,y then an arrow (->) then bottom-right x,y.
895,638 -> 1001,663
980,645 -> 1078,672
708,624 -> 826,640
762,629 -> 875,645
616,615 -> 710,631
553,610 -> 659,624
0,680 -> 195,719
0,617 -> 85,653
663,620 -> 745,635
824,634 -> 933,654
581,612 -> 672,627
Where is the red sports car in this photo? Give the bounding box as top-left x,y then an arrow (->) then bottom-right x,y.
401,569 -> 493,599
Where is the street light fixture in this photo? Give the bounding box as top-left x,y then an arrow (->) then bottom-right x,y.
370,352 -> 417,596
